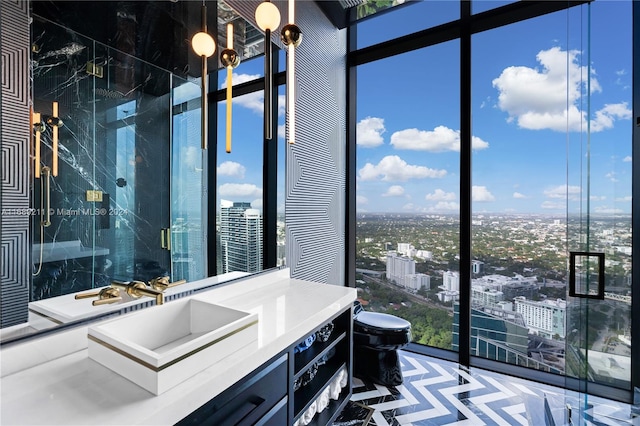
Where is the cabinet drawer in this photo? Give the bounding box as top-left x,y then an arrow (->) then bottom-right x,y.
255,397 -> 288,426
177,354 -> 288,426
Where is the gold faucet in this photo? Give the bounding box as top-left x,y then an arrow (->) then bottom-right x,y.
75,287 -> 122,306
148,276 -> 187,292
110,280 -> 164,305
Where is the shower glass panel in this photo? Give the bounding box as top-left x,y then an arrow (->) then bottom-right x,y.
31,16 -> 201,301
171,76 -> 206,282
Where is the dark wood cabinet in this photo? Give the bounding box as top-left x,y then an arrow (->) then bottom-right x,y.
291,308 -> 353,426
176,354 -> 288,426
177,304 -> 353,426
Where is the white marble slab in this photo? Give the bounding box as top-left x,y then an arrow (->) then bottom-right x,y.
0,269 -> 356,425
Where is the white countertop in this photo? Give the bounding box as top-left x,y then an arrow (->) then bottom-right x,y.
0,269 -> 356,425
27,271 -> 250,325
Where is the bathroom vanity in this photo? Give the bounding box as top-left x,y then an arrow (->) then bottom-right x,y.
0,269 -> 356,425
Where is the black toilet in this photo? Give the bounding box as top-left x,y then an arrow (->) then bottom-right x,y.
352,301 -> 412,386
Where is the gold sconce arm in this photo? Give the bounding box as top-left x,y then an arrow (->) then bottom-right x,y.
32,111 -> 43,178
281,0 -> 302,145
110,280 -> 164,306
149,276 -> 187,292
220,23 -> 240,153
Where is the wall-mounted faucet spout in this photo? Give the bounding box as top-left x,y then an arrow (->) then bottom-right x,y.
110,280 -> 164,305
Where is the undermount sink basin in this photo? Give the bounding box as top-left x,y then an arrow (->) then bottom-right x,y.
88,298 -> 259,395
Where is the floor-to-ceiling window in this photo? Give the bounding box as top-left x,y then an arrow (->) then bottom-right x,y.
350,0 -> 634,403
355,40 -> 460,352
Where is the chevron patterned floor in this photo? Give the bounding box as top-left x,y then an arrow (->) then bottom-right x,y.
335,350 -> 637,426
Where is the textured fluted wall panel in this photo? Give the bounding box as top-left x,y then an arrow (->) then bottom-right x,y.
227,1 -> 346,286
285,2 -> 346,285
1,0 -> 31,327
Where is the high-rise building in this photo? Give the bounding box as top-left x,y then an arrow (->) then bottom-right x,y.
403,273 -> 430,291
443,271 -> 460,292
471,285 -> 504,308
472,260 -> 485,274
514,297 -> 566,339
219,200 -> 263,274
385,252 -> 415,285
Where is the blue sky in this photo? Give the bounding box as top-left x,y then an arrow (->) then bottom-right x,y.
207,1 -> 632,216
355,1 -> 632,215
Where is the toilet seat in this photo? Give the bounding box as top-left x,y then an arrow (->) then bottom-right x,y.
353,311 -> 411,350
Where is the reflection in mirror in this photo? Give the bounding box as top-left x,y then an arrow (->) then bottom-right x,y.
1,0 -> 276,346
1,16 -> 207,343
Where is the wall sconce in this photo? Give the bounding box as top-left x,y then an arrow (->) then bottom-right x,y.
220,23 -> 240,153
255,1 -> 281,140
281,0 -> 302,145
32,110 -> 43,179
32,104 -> 60,230
191,2 -> 216,150
46,101 -> 62,176
33,102 -> 62,178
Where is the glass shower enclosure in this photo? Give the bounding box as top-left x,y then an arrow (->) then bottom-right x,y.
30,15 -> 206,302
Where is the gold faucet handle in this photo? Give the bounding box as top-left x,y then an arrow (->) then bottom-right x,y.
92,288 -> 122,306
149,276 -> 187,292
75,289 -> 102,300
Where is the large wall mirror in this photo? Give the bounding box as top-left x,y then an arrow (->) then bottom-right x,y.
1,0 -> 282,345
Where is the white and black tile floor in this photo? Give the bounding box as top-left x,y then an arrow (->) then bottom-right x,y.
334,350 -> 638,426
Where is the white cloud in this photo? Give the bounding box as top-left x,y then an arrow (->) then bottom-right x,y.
594,206 -> 624,214
402,203 -> 415,210
623,156 -> 632,162
356,195 -> 368,205
591,103 -> 632,132
390,126 -> 489,152
217,161 -> 246,179
278,94 -> 286,116
220,73 -> 286,117
493,47 -> 631,132
358,155 -> 447,181
218,183 -> 262,198
251,198 -> 263,209
426,189 -> 456,201
541,201 -> 565,209
590,195 -> 606,201
429,201 -> 459,212
615,196 -> 632,202
472,186 -> 496,202
221,72 -> 259,89
513,192 -> 527,199
357,117 -> 386,147
383,185 -> 405,197
605,172 -> 619,183
544,185 -> 582,201
220,73 -> 262,114
181,146 -> 200,169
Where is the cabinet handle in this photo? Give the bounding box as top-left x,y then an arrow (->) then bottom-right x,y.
160,228 -> 171,250
224,396 -> 265,426
569,251 -> 605,299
